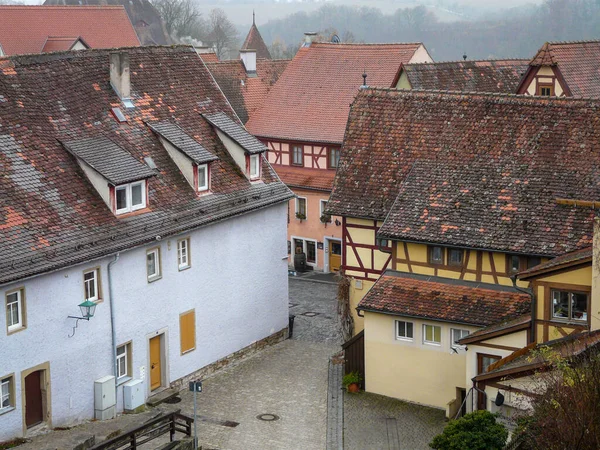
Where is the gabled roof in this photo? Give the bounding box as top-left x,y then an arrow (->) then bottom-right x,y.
44,0 -> 171,46
274,166 -> 336,192
147,121 -> 218,165
327,88 -> 600,257
241,19 -> 271,60
399,59 -> 528,93
358,270 -> 530,327
0,6 -> 140,55
518,246 -> 592,279
459,314 -> 531,345
246,42 -> 427,144
476,329 -> 600,381
523,40 -> 600,98
205,59 -> 290,124
202,112 -> 267,154
62,137 -> 156,184
42,36 -> 88,53
0,46 -> 291,286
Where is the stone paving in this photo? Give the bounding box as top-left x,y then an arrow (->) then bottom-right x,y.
343,392 -> 446,450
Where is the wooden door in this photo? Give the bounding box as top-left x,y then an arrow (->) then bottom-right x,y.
329,241 -> 342,272
476,354 -> 500,410
150,336 -> 162,391
25,371 -> 43,428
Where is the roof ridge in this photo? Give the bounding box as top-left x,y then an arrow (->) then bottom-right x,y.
362,86 -> 600,103
547,38 -> 600,45
406,58 -> 529,65
311,41 -> 423,47
0,4 -> 126,8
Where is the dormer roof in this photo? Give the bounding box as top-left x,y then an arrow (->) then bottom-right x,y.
203,112 -> 267,154
147,121 -> 218,164
42,36 -> 89,53
61,136 -> 155,185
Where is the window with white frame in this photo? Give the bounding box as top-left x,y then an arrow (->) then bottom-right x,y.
296,197 -> 307,219
6,289 -> 24,333
177,238 -> 190,270
197,164 -> 209,192
423,324 -> 441,345
552,289 -> 588,322
116,343 -> 131,380
320,200 -> 332,222
395,320 -> 413,340
451,328 -> 470,345
249,154 -> 260,179
1,376 -> 13,411
83,269 -> 100,302
146,248 -> 161,281
115,180 -> 146,214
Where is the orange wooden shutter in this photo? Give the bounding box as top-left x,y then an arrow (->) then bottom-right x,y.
180,310 -> 196,354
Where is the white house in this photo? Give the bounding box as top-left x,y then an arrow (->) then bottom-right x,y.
0,46 -> 293,441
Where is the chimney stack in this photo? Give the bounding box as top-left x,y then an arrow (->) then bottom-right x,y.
303,32 -> 317,47
240,49 -> 257,75
110,52 -> 130,100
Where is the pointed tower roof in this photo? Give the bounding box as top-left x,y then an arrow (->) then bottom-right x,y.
241,13 -> 271,60
530,42 -> 558,66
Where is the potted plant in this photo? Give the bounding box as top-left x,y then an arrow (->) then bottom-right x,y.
343,371 -> 362,393
320,213 -> 332,225
296,212 -> 306,221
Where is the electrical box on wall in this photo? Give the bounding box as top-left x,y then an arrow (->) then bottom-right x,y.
123,379 -> 144,412
94,375 -> 116,420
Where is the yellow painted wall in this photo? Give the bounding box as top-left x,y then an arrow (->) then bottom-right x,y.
592,218 -> 600,331
365,312 -> 480,411
349,279 -> 375,333
396,71 -> 412,89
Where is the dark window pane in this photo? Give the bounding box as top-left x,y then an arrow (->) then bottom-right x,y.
306,241 -> 316,263
116,187 -> 127,210
431,246 -> 443,263
571,293 -> 588,321
553,291 -> 569,319
510,255 -> 521,273
131,184 -> 143,207
449,249 -> 463,266
527,257 -> 541,269
406,322 -> 413,338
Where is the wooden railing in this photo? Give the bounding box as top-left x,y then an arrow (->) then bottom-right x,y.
90,410 -> 193,450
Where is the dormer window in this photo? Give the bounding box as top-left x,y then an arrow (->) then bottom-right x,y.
249,154 -> 260,180
115,180 -> 146,214
197,164 -> 209,192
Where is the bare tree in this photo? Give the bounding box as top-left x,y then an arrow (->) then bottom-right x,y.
152,0 -> 203,40
205,9 -> 238,60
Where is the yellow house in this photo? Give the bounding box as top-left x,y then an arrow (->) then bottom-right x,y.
326,87 -> 600,416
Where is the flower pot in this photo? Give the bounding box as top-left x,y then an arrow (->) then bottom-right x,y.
347,382 -> 360,393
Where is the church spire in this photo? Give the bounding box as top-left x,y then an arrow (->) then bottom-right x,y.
253,10 -> 255,26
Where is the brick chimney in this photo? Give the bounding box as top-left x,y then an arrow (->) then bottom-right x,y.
240,49 -> 257,75
110,52 -> 130,100
303,32 -> 317,47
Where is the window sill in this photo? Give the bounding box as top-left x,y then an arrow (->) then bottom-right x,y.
117,376 -> 133,387
0,406 -> 15,417
178,265 -> 191,272
423,342 -> 441,347
7,325 -> 26,336
395,337 -> 414,342
181,347 -> 196,356
147,275 -> 162,283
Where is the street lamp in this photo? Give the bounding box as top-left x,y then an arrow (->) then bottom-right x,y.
68,300 -> 97,337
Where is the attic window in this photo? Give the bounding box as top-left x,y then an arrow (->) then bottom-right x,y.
249,154 -> 260,180
115,180 -> 146,214
111,107 -> 127,123
197,164 -> 209,192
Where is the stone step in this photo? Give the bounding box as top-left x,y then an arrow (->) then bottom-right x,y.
146,388 -> 180,407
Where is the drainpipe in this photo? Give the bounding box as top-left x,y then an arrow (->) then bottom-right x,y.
510,274 -> 535,344
108,253 -> 120,401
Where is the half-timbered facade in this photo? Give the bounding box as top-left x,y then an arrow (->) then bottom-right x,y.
516,39 -> 600,98
247,38 -> 432,271
327,87 -> 600,414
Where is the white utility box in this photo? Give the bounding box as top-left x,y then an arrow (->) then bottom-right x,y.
94,375 -> 116,420
123,379 -> 144,412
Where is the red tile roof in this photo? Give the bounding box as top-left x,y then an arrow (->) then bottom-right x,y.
358,270 -> 530,327
526,40 -> 600,98
41,36 -> 87,53
241,22 -> 271,60
459,314 -> 531,345
246,42 -> 426,144
327,88 -> 600,256
206,59 -> 290,124
0,46 -> 291,285
0,6 -> 140,55
400,59 -> 529,93
274,165 -> 336,192
519,246 -> 592,279
199,52 -> 219,63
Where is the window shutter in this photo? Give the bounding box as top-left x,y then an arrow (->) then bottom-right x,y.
180,310 -> 196,354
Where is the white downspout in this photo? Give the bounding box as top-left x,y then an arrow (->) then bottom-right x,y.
108,253 -> 120,403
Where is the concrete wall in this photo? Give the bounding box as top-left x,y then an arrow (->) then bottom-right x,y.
364,311 -> 480,411
0,202 -> 288,441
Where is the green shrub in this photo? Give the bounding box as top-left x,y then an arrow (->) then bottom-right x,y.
429,410 -> 508,450
342,371 -> 362,387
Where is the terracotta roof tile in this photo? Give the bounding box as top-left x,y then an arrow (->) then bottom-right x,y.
519,246 -> 592,279
528,40 -> 600,98
328,88 -> 600,256
246,42 -> 426,144
358,270 -> 530,327
274,165 -> 336,191
0,46 -> 291,286
199,52 -> 219,63
402,59 -> 528,93
459,314 -> 531,344
41,36 -> 86,53
0,6 -> 140,55
241,23 -> 271,60
205,59 -> 289,123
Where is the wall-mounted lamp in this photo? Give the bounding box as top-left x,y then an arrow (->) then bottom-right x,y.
68,300 -> 97,337
335,219 -> 341,226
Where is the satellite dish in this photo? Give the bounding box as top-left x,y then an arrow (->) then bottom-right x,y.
495,392 -> 505,407
331,35 -> 341,43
